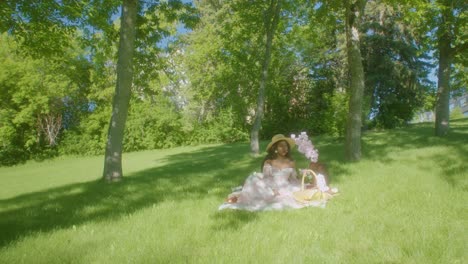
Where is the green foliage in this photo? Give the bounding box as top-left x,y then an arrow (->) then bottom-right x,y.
1,0 -> 466,165
275,1 -> 348,137
0,34 -> 91,165
187,107 -> 249,145
262,70 -> 345,138
179,0 -> 263,126
0,145 -> 28,166
361,1 -> 432,129
124,97 -> 186,151
450,107 -> 465,120
133,0 -> 199,90
58,107 -> 110,156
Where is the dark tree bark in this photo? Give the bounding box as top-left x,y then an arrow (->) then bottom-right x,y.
250,0 -> 281,155
344,0 -> 367,161
103,0 -> 138,182
435,1 -> 454,137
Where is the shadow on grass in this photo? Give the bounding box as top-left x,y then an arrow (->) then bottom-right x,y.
0,143 -> 260,248
211,210 -> 258,230
361,118 -> 468,189
297,118 -> 467,188
0,119 -> 466,248
312,137 -> 350,182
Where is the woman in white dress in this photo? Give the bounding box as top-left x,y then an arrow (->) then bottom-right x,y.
219,134 -> 327,211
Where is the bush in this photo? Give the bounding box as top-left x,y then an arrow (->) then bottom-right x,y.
0,145 -> 29,166
186,108 -> 249,145
450,107 -> 464,120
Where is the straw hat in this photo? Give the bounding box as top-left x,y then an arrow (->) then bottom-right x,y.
266,134 -> 295,152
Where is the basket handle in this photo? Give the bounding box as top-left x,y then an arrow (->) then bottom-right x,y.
300,169 -> 318,191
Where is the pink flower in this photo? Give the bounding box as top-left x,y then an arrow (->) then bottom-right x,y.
291,132 -> 319,162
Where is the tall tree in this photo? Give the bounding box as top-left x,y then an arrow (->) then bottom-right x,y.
250,0 -> 282,155
344,0 -> 367,161
361,1 -> 431,129
288,0 -> 348,137
434,0 -> 466,136
103,0 -> 138,182
434,0 -> 453,136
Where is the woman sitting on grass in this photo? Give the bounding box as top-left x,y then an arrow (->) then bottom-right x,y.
218,134 -> 337,211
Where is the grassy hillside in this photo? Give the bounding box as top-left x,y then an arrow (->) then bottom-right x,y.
0,118 -> 467,263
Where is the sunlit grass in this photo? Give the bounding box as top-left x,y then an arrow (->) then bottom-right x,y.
0,119 -> 467,263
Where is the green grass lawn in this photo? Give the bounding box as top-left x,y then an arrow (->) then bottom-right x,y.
1,119 -> 467,263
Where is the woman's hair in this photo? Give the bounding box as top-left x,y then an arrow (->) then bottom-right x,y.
260,140 -> 293,170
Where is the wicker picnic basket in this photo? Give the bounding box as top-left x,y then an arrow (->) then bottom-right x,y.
293,169 -> 333,204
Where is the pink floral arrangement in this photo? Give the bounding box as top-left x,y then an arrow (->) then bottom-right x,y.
291,132 -> 339,193
290,132 -> 319,163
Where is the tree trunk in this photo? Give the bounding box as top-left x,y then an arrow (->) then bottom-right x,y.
435,2 -> 453,137
345,0 -> 366,162
250,0 -> 281,155
103,0 -> 138,182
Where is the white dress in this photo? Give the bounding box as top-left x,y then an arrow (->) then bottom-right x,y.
219,164 -> 327,211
